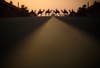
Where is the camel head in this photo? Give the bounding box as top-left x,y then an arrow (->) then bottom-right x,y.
52,9 -> 54,12
42,9 -> 45,12
61,9 -> 64,12
34,10 -> 36,12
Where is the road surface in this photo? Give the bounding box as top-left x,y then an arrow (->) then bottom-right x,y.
0,16 -> 100,68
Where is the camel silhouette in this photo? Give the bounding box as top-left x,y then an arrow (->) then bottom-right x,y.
37,9 -> 45,16
30,10 -> 37,16
45,9 -> 52,16
69,9 -> 76,16
61,9 -> 68,16
53,9 -> 60,16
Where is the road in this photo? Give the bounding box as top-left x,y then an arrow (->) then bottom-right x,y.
0,16 -> 100,68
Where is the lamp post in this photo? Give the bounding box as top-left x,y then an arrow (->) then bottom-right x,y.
18,2 -> 19,8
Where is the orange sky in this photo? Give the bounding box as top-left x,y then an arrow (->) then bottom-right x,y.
6,0 -> 99,11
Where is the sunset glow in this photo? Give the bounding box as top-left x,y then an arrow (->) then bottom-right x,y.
6,0 -> 100,11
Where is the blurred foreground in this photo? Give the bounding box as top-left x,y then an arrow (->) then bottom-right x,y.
0,16 -> 100,68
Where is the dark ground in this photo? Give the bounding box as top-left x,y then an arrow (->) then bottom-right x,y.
0,16 -> 100,68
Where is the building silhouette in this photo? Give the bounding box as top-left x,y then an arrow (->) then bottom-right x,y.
87,1 -> 100,16
75,1 -> 100,17
0,0 -> 29,17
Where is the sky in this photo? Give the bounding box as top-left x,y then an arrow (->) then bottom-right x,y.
6,0 -> 100,11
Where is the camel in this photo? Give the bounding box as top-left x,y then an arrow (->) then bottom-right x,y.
53,9 -> 61,16
37,9 -> 45,16
69,9 -> 76,16
61,9 -> 68,16
30,10 -> 37,16
45,9 -> 52,16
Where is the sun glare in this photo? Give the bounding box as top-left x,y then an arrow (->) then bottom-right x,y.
5,0 -> 98,11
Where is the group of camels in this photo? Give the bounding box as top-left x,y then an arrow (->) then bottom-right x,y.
30,9 -> 70,16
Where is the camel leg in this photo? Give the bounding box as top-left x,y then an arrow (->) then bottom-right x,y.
57,13 -> 59,16
38,13 -> 40,16
48,13 -> 50,16
58,13 -> 59,16
56,13 -> 57,16
45,13 -> 46,16
41,14 -> 42,16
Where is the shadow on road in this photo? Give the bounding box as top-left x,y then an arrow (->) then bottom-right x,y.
0,16 -> 51,62
56,16 -> 100,40
0,16 -> 100,68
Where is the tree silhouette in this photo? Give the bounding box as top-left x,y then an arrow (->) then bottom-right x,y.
21,5 -> 28,12
76,4 -> 87,16
83,4 -> 86,8
21,5 -> 25,9
87,1 -> 100,16
75,1 -> 100,17
20,5 -> 29,16
10,1 -> 13,5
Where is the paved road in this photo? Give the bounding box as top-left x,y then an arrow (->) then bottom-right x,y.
1,16 -> 100,68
